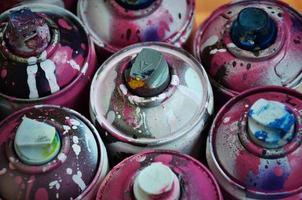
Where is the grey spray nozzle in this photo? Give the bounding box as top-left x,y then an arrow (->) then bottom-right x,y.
125,48 -> 170,97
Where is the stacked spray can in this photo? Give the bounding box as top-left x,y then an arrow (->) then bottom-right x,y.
77,0 -> 195,58
90,42 -> 214,163
0,4 -> 96,120
0,0 -> 78,13
97,150 -> 223,200
207,86 -> 302,199
194,0 -> 302,107
0,105 -> 108,200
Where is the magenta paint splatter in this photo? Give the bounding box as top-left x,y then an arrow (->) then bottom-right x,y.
58,18 -> 72,30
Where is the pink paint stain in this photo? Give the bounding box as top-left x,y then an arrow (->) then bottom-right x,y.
58,18 -> 72,30
35,188 -> 49,200
274,166 -> 283,177
1,69 -> 7,78
15,176 -> 23,185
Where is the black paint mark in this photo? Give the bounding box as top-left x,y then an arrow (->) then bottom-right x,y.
178,13 -> 182,19
247,63 -> 252,70
232,61 -> 237,67
126,29 -> 132,41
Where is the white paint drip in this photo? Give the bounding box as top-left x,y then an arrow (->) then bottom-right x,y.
0,168 -> 7,175
28,57 -> 38,65
57,153 -> 67,162
27,64 -> 39,99
72,171 -> 86,191
210,49 -> 227,55
63,125 -> 71,135
223,117 -> 231,123
66,168 -> 73,175
119,84 -> 128,95
73,136 -> 79,144
72,144 -> 81,157
39,50 -> 47,60
49,180 -> 60,190
67,60 -> 80,71
171,75 -> 180,86
40,59 -> 60,94
72,126 -> 78,129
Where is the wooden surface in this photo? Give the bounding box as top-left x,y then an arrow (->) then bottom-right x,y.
195,0 -> 302,26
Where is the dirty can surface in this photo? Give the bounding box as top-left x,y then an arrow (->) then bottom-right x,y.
207,86 -> 302,199
0,105 -> 108,200
0,4 -> 96,120
0,0 -> 78,13
194,0 -> 302,104
77,0 -> 195,55
90,42 -> 214,163
97,150 -> 223,200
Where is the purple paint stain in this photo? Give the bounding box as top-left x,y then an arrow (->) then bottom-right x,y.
143,27 -> 160,41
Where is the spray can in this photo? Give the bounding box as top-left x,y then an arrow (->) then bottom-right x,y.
0,0 -> 78,13
207,86 -> 302,199
194,0 -> 302,107
0,4 -> 96,120
77,0 -> 195,58
90,42 -> 214,164
0,105 -> 109,200
97,150 -> 223,200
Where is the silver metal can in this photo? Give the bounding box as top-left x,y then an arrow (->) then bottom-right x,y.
90,42 -> 214,163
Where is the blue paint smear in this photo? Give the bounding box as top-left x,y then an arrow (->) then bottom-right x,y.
268,113 -> 295,133
255,131 -> 268,141
143,27 -> 160,42
259,170 -> 288,191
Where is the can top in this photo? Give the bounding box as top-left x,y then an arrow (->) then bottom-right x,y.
0,4 -> 92,100
194,0 -> 302,97
0,105 -> 105,200
90,42 -> 213,145
96,150 -> 223,200
208,86 -> 302,198
77,0 -> 195,52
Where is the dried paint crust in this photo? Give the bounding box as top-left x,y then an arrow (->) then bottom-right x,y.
0,105 -> 108,200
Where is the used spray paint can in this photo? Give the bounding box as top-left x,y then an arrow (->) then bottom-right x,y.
77,0 -> 195,58
90,42 -> 214,163
0,4 -> 96,120
0,105 -> 109,200
207,86 -> 302,199
194,0 -> 302,106
96,150 -> 223,200
0,0 -> 78,13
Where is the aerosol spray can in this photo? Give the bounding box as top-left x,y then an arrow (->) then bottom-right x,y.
194,0 -> 302,107
90,42 -> 214,164
97,150 -> 223,200
0,4 -> 96,120
207,86 -> 302,199
77,0 -> 195,59
0,105 -> 109,200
